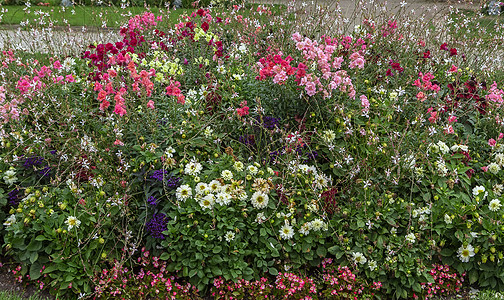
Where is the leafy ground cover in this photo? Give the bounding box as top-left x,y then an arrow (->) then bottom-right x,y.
0,0 -> 504,299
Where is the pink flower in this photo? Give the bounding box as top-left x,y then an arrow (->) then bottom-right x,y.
449,65 -> 458,73
447,115 -> 457,123
489,138 -> 497,147
360,95 -> 370,109
499,133 -> 504,140
482,166 -> 489,172
147,100 -> 155,109
236,106 -> 249,116
114,139 -> 124,146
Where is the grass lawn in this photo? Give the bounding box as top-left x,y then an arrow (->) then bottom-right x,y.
0,5 -> 189,28
0,3 -> 285,28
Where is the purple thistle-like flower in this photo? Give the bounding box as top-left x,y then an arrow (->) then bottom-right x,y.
147,196 -> 158,206
7,189 -> 21,207
146,213 -> 168,239
23,156 -> 44,168
150,169 -> 169,181
39,166 -> 52,177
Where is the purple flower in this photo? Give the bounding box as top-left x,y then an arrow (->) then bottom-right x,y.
147,196 -> 158,206
23,156 -> 44,168
7,189 -> 21,207
146,213 -> 168,239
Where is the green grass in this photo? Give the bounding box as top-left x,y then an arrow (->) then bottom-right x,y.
0,291 -> 46,300
0,5 -> 191,28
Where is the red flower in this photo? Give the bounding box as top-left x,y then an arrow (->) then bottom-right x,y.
449,48 -> 457,56
423,50 -> 431,58
201,22 -> 209,32
386,69 -> 393,76
440,43 -> 448,50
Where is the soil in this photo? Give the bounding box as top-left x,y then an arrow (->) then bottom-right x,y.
0,258 -> 54,299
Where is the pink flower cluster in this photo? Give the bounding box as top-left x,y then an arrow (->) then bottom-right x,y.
486,81 -> 503,105
413,72 -> 441,93
275,272 -> 317,299
420,264 -> 465,299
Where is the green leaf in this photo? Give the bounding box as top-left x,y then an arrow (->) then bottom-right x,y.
316,246 -> 327,257
35,235 -> 47,241
469,269 -> 478,284
29,263 -> 41,280
189,269 -> 197,278
159,252 -> 170,260
356,220 -> 365,228
213,245 -> 222,254
29,252 -> 38,264
268,267 -> 278,276
27,240 -> 42,252
440,248 -> 454,256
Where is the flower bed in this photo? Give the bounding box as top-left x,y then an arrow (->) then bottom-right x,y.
0,2 -> 504,299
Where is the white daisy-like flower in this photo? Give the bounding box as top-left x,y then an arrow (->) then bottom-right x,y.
247,165 -> 259,175
3,169 -> 17,186
310,218 -> 324,231
3,214 -> 16,227
185,161 -> 202,176
250,191 -> 269,209
472,186 -> 486,196
233,161 -> 244,172
352,252 -> 367,265
176,184 -> 192,202
437,141 -> 449,154
489,199 -> 502,212
405,233 -> 416,244
199,194 -> 215,210
195,182 -> 209,195
299,222 -> 311,235
255,212 -> 266,223
279,223 -> 294,240
208,180 -> 222,193
224,231 -> 235,242
216,192 -> 232,206
164,146 -> 175,158
204,126 -> 213,138
495,153 -> 504,167
65,216 -> 81,230
237,190 -> 248,201
62,57 -> 76,70
368,260 -> 378,271
457,244 -> 475,263
444,214 -> 452,224
493,184 -> 504,196
221,170 -> 233,181
313,173 -> 331,190
488,163 -> 501,175
322,130 -> 336,144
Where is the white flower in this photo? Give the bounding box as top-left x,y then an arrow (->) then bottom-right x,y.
472,186 -> 486,196
185,161 -> 202,176
199,194 -> 215,210
3,214 -> 16,227
65,216 -> 81,230
444,214 -> 452,224
204,126 -> 213,138
437,141 -> 449,154
352,252 -> 367,264
250,191 -> 269,209
3,169 -> 17,186
405,233 -> 416,244
247,165 -> 258,175
164,146 -> 175,158
310,218 -> 324,231
255,212 -> 266,223
488,163 -> 501,175
62,57 -> 76,70
299,222 -> 311,235
224,231 -> 235,242
313,173 -> 331,190
195,182 -> 209,195
176,185 -> 192,202
216,192 -> 232,206
233,161 -> 244,172
489,199 -> 502,212
322,130 -> 336,144
493,184 -> 504,196
457,244 -> 475,263
495,153 -> 504,167
279,223 -> 294,240
208,180 -> 222,193
221,170 -> 233,181
368,260 -> 377,271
